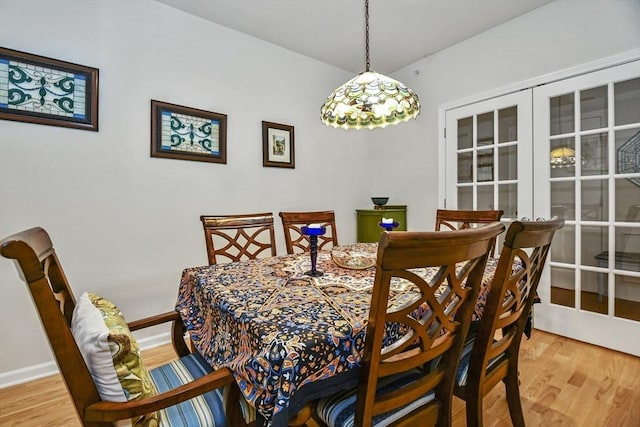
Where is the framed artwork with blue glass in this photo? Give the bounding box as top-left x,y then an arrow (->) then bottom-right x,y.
262,120 -> 295,168
0,47 -> 99,131
150,100 -> 227,164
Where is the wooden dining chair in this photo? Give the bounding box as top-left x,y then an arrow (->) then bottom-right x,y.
0,227 -> 254,427
200,213 -> 277,265
313,222 -> 506,427
453,217 -> 564,427
435,209 -> 504,256
279,210 -> 339,254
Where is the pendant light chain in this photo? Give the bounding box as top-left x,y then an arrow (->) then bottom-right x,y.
365,0 -> 370,72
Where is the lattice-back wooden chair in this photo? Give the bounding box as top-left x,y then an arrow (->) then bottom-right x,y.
279,210 -> 339,254
200,213 -> 276,265
453,217 -> 564,427
0,227 -> 253,427
313,222 -> 506,427
435,209 -> 504,256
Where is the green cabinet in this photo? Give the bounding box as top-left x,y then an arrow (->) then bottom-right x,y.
356,205 -> 407,243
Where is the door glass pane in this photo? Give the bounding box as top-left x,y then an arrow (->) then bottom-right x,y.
477,185 -> 494,210
551,181 -> 575,220
550,137 -> 577,177
615,227 -> 640,273
615,274 -> 640,321
550,266 -> 575,308
614,77 -> 640,126
615,128 -> 640,179
615,179 -> 640,222
550,93 -> 574,136
581,133 -> 608,176
477,112 -> 494,146
581,85 -> 608,130
498,106 -> 517,143
458,117 -> 473,149
477,149 -> 494,182
582,179 -> 608,221
498,183 -> 517,219
581,270 -> 607,314
618,229 -> 640,260
457,187 -> 473,210
550,224 -> 575,264
458,152 -> 473,183
583,225 -> 608,268
498,145 -> 517,180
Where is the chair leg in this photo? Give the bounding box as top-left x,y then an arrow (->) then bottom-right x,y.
504,368 -> 526,427
464,390 -> 484,427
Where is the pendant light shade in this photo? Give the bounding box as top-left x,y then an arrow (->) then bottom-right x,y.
320,0 -> 420,130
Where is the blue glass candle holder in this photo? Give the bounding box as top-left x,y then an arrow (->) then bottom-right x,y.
379,221 -> 400,232
301,225 -> 326,277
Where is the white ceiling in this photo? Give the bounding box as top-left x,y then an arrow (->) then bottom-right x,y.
154,0 -> 554,74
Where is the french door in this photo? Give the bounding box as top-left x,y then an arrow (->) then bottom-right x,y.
532,61 -> 640,356
444,90 -> 533,251
444,60 -> 640,356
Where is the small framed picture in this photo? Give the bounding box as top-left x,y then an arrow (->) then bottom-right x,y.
262,121 -> 294,168
0,47 -> 99,131
151,100 -> 227,164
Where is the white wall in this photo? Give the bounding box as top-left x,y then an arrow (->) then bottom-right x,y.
0,0 -> 373,383
1,0 -> 639,385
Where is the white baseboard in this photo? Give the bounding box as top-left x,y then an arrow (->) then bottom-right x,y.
0,360 -> 59,389
0,332 -> 171,389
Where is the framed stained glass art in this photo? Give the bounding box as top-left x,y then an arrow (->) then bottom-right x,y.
150,100 -> 227,164
0,47 -> 99,131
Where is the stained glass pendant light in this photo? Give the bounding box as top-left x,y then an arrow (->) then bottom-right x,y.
550,146 -> 580,168
320,0 -> 420,130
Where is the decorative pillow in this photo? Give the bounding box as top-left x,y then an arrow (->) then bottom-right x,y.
71,292 -> 159,427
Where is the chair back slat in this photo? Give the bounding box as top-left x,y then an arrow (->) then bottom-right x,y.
200,213 -> 276,264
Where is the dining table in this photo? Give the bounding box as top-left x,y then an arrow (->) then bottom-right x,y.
175,242 -> 498,426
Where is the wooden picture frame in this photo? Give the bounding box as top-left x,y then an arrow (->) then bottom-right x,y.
0,47 -> 99,131
262,121 -> 294,168
151,100 -> 227,164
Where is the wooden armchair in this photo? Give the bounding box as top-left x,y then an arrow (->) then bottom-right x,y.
435,209 -> 504,256
279,210 -> 339,254
200,213 -> 276,265
453,217 -> 564,427
0,227 -> 253,427
313,223 -> 506,427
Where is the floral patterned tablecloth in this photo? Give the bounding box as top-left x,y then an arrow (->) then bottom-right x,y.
175,244 -> 497,426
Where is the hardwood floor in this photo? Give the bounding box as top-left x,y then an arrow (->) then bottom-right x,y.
1,330 -> 638,426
